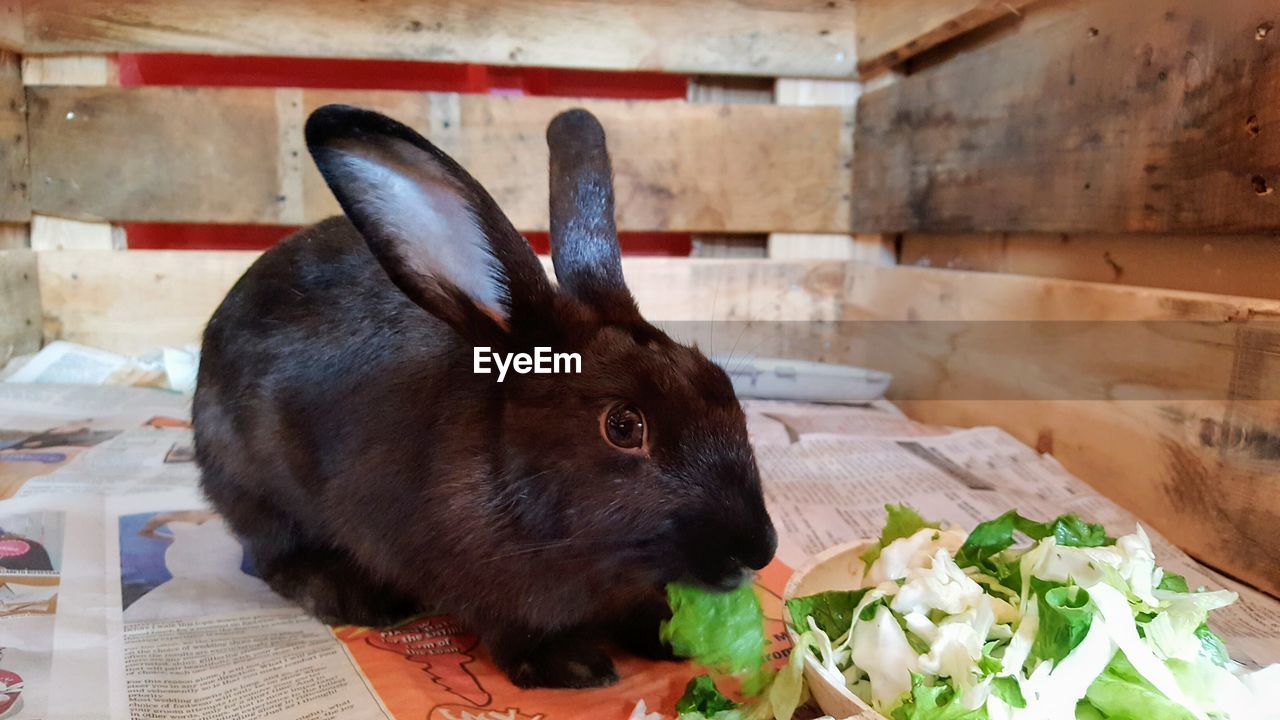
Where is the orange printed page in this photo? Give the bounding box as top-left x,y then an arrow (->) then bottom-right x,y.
335,559 -> 796,720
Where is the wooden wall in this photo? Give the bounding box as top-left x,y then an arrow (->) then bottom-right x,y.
854,0 -> 1280,235
26,88 -> 851,233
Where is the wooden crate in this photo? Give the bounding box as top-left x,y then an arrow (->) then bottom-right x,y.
1,0 -> 1278,596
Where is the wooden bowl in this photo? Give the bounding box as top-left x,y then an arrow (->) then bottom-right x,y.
782,539 -> 887,720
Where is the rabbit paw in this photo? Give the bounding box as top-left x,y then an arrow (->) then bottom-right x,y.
261,547 -> 421,627
492,633 -> 619,689
611,600 -> 679,661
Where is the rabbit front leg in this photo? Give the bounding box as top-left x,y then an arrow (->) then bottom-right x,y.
609,594 -> 679,661
486,624 -> 618,689
249,537 -> 423,627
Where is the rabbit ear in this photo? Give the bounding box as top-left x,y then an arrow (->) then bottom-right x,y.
546,109 -> 637,312
306,104 -> 553,343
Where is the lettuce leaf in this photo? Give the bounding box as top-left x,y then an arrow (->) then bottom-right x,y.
1194,623 -> 1229,667
1075,701 -> 1106,720
991,676 -> 1026,708
1156,573 -> 1189,593
861,504 -> 940,568
784,588 -> 871,638
756,631 -> 812,720
956,511 -> 1110,571
1029,584 -> 1094,667
888,673 -> 987,720
1083,652 -> 1196,720
676,675 -> 740,716
662,583 -> 767,690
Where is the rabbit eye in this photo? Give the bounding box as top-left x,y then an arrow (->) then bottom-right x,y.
602,404 -> 646,452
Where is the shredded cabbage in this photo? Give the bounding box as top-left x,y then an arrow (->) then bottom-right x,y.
782,506 -> 1279,720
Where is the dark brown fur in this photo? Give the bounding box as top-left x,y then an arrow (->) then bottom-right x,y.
192,106 -> 775,689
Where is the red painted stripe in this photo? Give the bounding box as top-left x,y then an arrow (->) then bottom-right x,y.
116,54 -> 688,98
117,55 -> 690,254
123,224 -> 692,256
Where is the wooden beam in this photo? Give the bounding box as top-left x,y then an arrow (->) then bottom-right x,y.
26,87 -> 853,233
898,399 -> 1280,598
30,249 -> 1280,592
24,53 -> 120,248
20,0 -> 857,78
0,223 -> 26,248
0,0 -> 22,52
854,0 -> 1037,76
0,249 -> 40,368
34,253 -> 846,354
834,261 -> 1280,595
29,215 -> 123,250
769,78 -> 864,259
853,0 -> 1280,234
900,233 -> 1280,301
0,50 -> 26,221
685,76 -> 774,258
768,233 -> 894,263
21,53 -> 118,85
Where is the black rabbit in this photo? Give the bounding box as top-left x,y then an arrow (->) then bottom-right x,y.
192,104 -> 777,689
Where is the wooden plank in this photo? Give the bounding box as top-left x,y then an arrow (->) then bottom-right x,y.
685,76 -> 774,257
0,223 -> 26,248
0,249 -> 40,368
30,215 -> 123,250
853,0 -> 1280,234
32,249 -> 1280,592
898,399 -> 1280,597
770,78 -> 862,259
833,262 -> 1280,595
901,233 -> 1280,301
689,236 -> 768,259
0,0 -> 22,52
20,0 -> 857,78
687,76 -> 774,105
21,53 -> 117,85
26,86 -> 854,233
768,233 -> 894,262
24,53 -> 120,248
0,50 -> 26,221
854,0 -> 1037,76
34,253 -> 843,354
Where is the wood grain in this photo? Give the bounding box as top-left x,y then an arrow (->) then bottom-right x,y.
833,261 -> 1280,595
0,50 -> 26,221
30,215 -> 123,250
853,0 -> 1280,234
21,53 -> 118,85
20,0 -> 857,78
30,250 -> 1280,594
901,233 -> 1280,301
0,223 -> 26,249
899,399 -> 1280,597
769,77 -> 862,259
34,253 -> 846,353
0,0 -> 22,52
855,0 -> 1037,75
26,86 -> 853,233
0,249 -> 40,368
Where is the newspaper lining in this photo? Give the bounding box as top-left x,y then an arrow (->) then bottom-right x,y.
0,385 -> 1274,720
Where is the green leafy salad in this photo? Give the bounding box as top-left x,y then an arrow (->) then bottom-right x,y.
784,505 -> 1280,720
661,583 -> 808,720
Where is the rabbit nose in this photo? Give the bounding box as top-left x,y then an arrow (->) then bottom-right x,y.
735,517 -> 777,571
